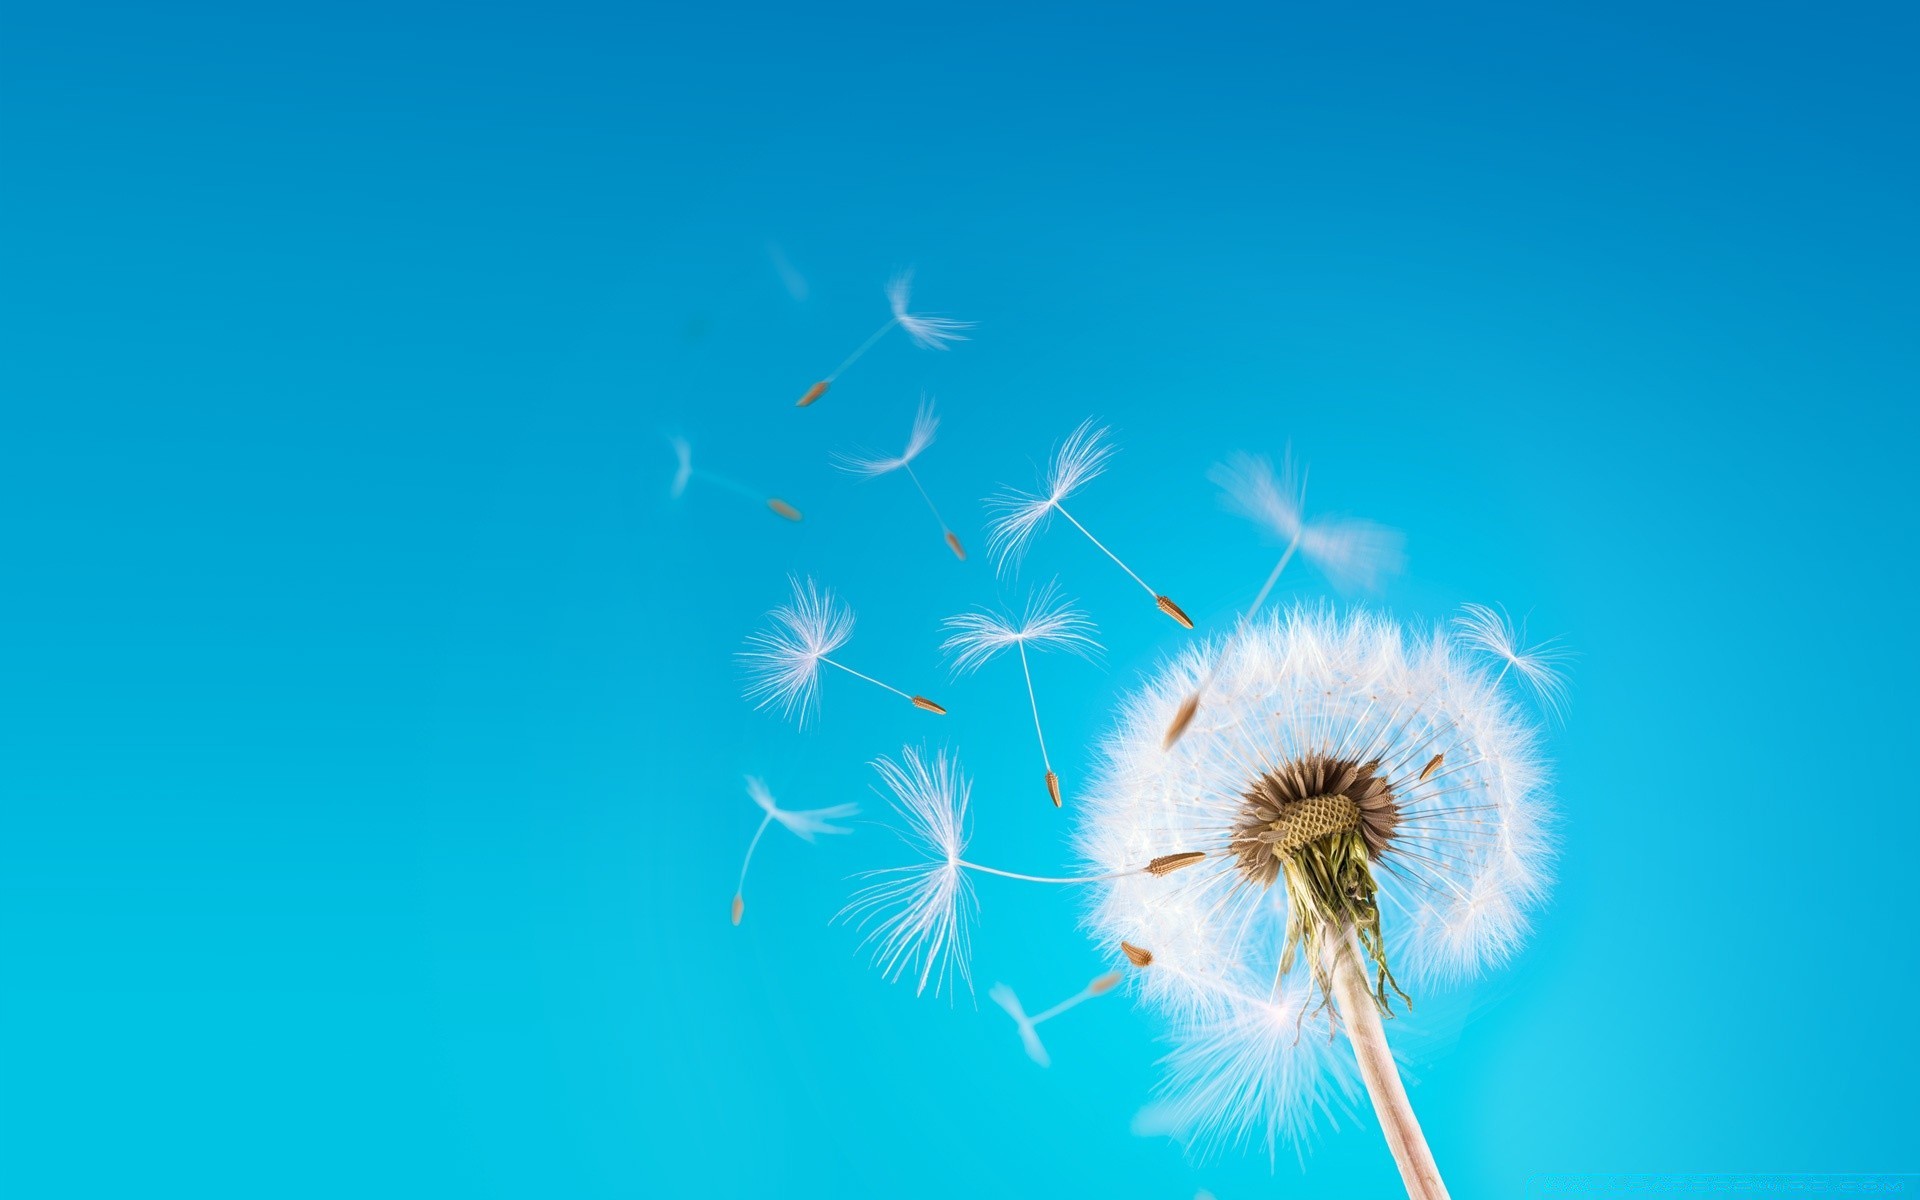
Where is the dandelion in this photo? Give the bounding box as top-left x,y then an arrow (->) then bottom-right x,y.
667,435 -> 804,522
988,420 -> 1193,627
940,582 -> 1100,806
795,271 -> 973,407
1453,603 -> 1573,723
840,747 -> 1206,997
740,578 -> 946,728
834,397 -> 968,559
1078,607 -> 1557,1192
987,971 -> 1127,1068
731,777 -> 859,926
1163,451 -> 1404,746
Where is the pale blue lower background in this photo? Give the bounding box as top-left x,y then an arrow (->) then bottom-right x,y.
2,1 -> 1916,1196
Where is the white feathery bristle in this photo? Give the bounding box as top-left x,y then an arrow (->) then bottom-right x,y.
886,271 -> 974,350
834,396 -> 942,478
746,776 -> 859,843
986,420 -> 1116,571
739,577 -> 855,729
940,580 -> 1102,674
669,436 -> 693,499
1076,606 -> 1558,1152
1453,603 -> 1573,722
988,983 -> 1052,1067
840,747 -> 976,997
1211,451 -> 1404,592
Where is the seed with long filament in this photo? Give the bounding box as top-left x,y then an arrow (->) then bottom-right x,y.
1419,753 -> 1444,782
1045,770 -> 1062,808
796,381 -> 829,407
945,531 -> 966,560
1088,971 -> 1124,995
731,894 -> 744,926
767,498 -> 803,521
1162,692 -> 1200,749
1145,850 -> 1206,877
1156,595 -> 1194,629
1121,941 -> 1153,968
910,695 -> 948,715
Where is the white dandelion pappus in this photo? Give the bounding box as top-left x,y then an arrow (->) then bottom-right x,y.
666,434 -> 804,522
1211,451 -> 1405,599
669,436 -> 693,498
834,397 -> 968,559
739,578 -> 947,727
987,420 -> 1193,628
987,970 -> 1126,1069
941,581 -> 1100,805
1077,606 -> 1556,1190
794,271 -> 974,407
845,746 -> 1211,998
731,776 -> 859,926
1453,603 -> 1573,723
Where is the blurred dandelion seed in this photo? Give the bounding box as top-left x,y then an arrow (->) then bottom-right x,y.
796,270 -> 973,406
731,776 -> 858,926
835,397 -> 967,559
1162,450 -> 1404,747
941,582 -> 1100,807
988,970 -> 1128,1068
740,578 -> 944,728
667,436 -> 804,522
841,747 -> 1205,996
1453,603 -> 1573,723
987,420 -> 1191,626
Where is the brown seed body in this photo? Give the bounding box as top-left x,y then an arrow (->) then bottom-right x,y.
767,498 -> 803,522
1155,595 -> 1195,629
910,696 -> 948,715
796,381 -> 829,407
730,894 -> 744,926
1162,692 -> 1200,749
1089,971 -> 1124,995
1045,770 -> 1062,808
1121,941 -> 1154,968
945,531 -> 966,560
1418,753 -> 1444,783
1145,850 -> 1206,877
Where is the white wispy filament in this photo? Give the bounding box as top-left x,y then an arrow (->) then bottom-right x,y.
834,397 -> 968,559
731,776 -> 859,926
795,271 -> 974,407
740,577 -> 946,728
988,971 -> 1123,1067
1453,603 -> 1573,723
666,435 -> 804,521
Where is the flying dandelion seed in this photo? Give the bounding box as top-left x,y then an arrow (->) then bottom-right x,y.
795,271 -> 973,407
835,397 -> 968,559
1162,451 -> 1405,747
988,970 -> 1127,1068
1453,604 -> 1573,723
1079,606 -> 1557,1192
667,436 -> 804,522
740,578 -> 946,728
731,777 -> 859,926
839,747 -> 1206,997
987,420 -> 1192,627
940,582 -> 1100,807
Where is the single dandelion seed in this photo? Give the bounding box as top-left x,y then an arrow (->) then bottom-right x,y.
941,582 -> 1100,807
989,970 -> 1128,1067
731,776 -> 859,926
667,436 -> 805,523
1080,606 -> 1560,1188
1145,851 -> 1207,877
840,747 -> 1205,997
740,577 -> 945,729
1453,603 -> 1573,723
987,420 -> 1191,627
1122,941 -> 1155,968
1163,450 -> 1404,747
835,397 -> 967,560
796,270 -> 973,407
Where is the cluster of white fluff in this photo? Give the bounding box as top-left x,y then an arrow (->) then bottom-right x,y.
1074,606 -> 1555,1157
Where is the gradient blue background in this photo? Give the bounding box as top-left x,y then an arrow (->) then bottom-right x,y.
3,2 -> 1916,1196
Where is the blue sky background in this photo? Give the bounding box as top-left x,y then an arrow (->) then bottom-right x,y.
3,1 -> 1916,1196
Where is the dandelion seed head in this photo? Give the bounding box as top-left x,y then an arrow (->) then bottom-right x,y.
1211,452 -> 1405,592
669,436 -> 693,498
1454,603 -> 1574,723
840,747 -> 976,997
886,270 -> 974,349
940,580 -> 1102,674
739,577 -> 854,729
1077,606 -> 1557,1153
834,396 -> 942,478
746,776 -> 859,842
987,420 -> 1116,572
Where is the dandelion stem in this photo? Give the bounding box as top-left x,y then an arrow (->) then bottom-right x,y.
1329,936 -> 1450,1200
1055,504 -> 1157,599
827,318 -> 898,381
1017,642 -> 1052,773
821,656 -> 914,702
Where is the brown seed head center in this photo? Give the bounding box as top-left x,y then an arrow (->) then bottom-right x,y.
1230,753 -> 1401,888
